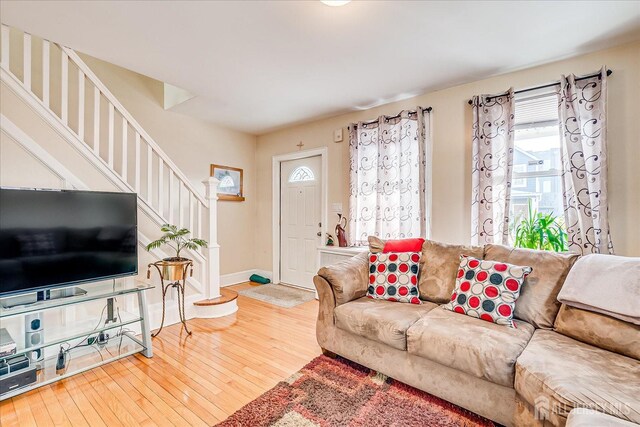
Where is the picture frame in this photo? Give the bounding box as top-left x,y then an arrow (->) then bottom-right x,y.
210,164 -> 245,201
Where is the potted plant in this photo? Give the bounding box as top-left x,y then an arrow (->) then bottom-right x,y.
513,201 -> 568,252
146,224 -> 208,281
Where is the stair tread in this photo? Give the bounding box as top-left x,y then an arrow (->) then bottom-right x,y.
193,288 -> 238,306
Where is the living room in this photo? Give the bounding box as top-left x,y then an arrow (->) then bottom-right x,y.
0,1 -> 638,426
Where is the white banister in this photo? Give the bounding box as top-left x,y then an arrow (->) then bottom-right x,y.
42,40 -> 49,107
78,70 -> 85,141
169,171 -> 174,224
121,118 -> 128,182
1,25 -> 9,68
23,33 -> 31,90
188,192 -> 194,233
197,201 -> 202,240
62,47 -> 208,207
107,102 -> 114,167
61,50 -> 68,125
158,158 -> 164,216
134,132 -> 141,192
203,177 -> 221,299
178,181 -> 184,228
93,87 -> 100,153
146,142 -> 152,203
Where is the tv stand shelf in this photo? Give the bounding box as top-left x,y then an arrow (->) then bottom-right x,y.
0,281 -> 154,400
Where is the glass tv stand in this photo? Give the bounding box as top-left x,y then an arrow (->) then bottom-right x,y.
0,280 -> 154,400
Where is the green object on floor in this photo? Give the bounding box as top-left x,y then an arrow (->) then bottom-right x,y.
250,274 -> 271,284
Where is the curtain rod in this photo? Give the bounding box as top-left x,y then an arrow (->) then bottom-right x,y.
466,69 -> 612,105
358,107 -> 433,126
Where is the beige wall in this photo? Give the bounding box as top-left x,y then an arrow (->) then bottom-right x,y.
256,41 -> 640,270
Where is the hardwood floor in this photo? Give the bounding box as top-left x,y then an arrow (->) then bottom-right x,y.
0,283 -> 322,426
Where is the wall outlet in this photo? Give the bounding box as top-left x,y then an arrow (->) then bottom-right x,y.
333,128 -> 343,143
332,203 -> 343,213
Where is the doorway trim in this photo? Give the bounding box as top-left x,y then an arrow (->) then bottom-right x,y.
272,147 -> 328,286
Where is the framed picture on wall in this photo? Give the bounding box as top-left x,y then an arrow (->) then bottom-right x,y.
210,164 -> 245,201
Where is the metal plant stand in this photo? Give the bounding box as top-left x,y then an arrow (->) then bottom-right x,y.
147,260 -> 193,337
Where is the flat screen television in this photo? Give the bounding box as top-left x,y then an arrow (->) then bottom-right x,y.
0,188 -> 138,297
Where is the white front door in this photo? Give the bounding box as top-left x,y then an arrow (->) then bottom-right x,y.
280,156 -> 322,290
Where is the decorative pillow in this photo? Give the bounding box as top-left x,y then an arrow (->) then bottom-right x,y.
367,252 -> 421,304
383,238 -> 425,253
444,255 -> 532,327
367,236 -> 426,254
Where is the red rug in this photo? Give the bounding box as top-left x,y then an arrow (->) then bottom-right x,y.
217,355 -> 496,426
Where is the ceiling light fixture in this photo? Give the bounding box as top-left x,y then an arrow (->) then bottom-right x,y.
321,0 -> 351,6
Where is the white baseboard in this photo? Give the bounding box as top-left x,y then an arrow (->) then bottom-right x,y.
220,269 -> 273,287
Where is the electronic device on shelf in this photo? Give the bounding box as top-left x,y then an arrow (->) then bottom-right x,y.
0,328 -> 16,358
24,313 -> 44,369
0,188 -> 138,306
0,366 -> 37,395
3,354 -> 30,373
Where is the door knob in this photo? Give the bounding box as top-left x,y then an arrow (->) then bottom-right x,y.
317,232 -> 322,237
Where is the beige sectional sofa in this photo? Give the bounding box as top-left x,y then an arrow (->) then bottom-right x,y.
313,241 -> 640,426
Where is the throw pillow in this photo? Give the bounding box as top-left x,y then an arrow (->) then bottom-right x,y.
367,236 -> 426,254
367,252 -> 421,304
383,238 -> 425,253
444,255 -> 532,327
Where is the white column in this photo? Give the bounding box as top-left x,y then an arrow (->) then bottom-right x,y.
202,177 -> 221,299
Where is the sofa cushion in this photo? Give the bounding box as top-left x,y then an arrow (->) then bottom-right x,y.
484,244 -> 579,329
318,252 -> 369,306
443,255 -> 532,328
368,236 -> 385,253
419,240 -> 485,303
515,330 -> 640,425
334,297 -> 437,350
367,252 -> 422,304
566,409 -> 639,427
407,306 -> 535,387
554,304 -> 640,360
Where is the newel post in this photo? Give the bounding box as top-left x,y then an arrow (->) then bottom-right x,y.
203,177 -> 221,299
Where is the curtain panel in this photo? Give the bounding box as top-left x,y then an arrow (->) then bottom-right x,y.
471,89 -> 515,246
558,66 -> 614,254
348,108 -> 431,246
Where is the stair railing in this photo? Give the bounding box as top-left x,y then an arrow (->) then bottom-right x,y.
0,24 -> 221,299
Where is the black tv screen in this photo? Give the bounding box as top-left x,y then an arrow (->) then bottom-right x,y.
0,188 -> 138,297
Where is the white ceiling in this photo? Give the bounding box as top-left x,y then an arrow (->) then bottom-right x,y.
2,1 -> 639,134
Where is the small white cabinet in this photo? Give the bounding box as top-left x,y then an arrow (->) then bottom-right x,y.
317,245 -> 368,269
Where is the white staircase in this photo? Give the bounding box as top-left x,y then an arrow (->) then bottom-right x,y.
0,24 -> 234,319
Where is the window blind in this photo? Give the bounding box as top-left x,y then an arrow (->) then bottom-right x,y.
514,91 -> 559,129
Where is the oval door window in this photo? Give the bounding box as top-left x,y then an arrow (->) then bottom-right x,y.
289,166 -> 315,183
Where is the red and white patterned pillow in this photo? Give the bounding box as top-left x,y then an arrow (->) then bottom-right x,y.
444,255 -> 532,327
367,252 -> 421,304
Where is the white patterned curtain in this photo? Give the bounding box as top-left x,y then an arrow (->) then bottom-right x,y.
558,67 -> 614,254
471,89 -> 515,245
348,108 -> 431,246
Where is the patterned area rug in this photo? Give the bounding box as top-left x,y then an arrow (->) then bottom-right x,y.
217,355 -> 496,427
238,284 -> 316,308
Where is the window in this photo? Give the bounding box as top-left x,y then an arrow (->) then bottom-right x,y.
510,92 -> 564,241
289,166 -> 315,183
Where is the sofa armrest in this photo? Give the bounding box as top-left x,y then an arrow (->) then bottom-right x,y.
317,252 -> 369,306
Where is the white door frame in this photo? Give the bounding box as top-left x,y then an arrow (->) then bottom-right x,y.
272,147 -> 328,286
